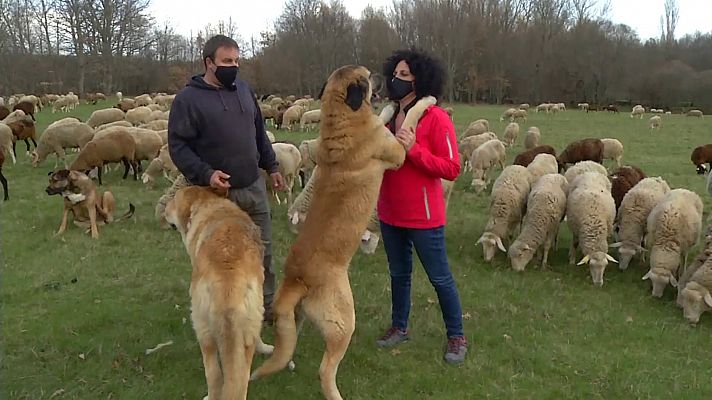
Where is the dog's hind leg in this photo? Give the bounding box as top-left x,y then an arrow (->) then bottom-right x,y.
304,277 -> 355,400
197,328 -> 224,400
250,280 -> 308,380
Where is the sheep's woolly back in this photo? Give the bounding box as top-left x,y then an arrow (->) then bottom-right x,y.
678,224 -> 712,296
503,122 -> 520,145
524,128 -> 541,149
485,165 -> 531,239
472,139 -> 506,171
617,178 -> 670,250
601,138 -> 624,159
514,174 -> 567,250
567,186 -> 615,255
564,161 -> 608,194
526,153 -> 557,184
460,132 -> 497,159
155,174 -> 191,226
647,190 -> 703,258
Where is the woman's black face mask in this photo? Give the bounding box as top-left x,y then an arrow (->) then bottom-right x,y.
388,77 -> 414,100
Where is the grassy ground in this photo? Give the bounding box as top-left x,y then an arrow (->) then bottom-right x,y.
3,100 -> 712,399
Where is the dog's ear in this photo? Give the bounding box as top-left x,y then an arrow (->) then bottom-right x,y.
317,81 -> 327,100
344,76 -> 369,112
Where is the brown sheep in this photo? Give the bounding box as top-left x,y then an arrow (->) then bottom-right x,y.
12,101 -> 35,121
513,145 -> 557,167
0,150 -> 7,201
557,138 -> 604,171
70,132 -> 138,185
691,144 -> 712,174
115,99 -> 136,112
610,165 -> 647,211
0,106 -> 9,120
7,118 -> 37,155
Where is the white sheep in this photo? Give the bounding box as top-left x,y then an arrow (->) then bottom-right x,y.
563,160 -> 609,195
298,138 -> 319,184
601,138 -> 624,168
502,122 -> 520,147
649,115 -> 662,132
523,127 -> 541,149
116,91 -> 123,102
631,105 -> 645,119
86,108 -> 126,128
566,172 -> 617,286
526,153 -> 558,185
142,144 -> 179,187
477,165 -> 531,262
643,189 -> 703,297
499,108 -> 517,122
687,109 -> 704,118
609,177 -> 671,270
508,173 -> 568,271
125,106 -> 153,126
577,103 -> 589,111
299,109 -> 321,131
536,103 -> 550,113
265,142 -> 301,206
31,122 -> 95,167
470,139 -> 506,193
281,104 -> 306,131
461,121 -> 489,138
47,117 -> 81,130
139,120 -> 169,131
519,103 -> 530,110
460,132 -> 497,171
96,120 -> 133,131
0,124 -> 16,164
134,94 -> 154,106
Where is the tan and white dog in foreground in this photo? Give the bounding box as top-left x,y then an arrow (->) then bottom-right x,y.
164,185 -> 274,400
250,65 -> 422,399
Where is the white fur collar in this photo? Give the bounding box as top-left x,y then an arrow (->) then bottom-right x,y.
377,96 -> 437,130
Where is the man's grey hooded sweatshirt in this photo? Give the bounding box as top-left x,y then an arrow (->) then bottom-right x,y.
168,74 -> 279,188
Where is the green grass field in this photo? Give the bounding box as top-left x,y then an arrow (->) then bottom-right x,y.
3,99 -> 712,399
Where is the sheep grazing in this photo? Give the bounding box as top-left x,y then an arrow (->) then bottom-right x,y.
86,108 -> 125,129
610,165 -> 646,211
526,153 -> 558,185
566,172 -> 617,286
563,161 -> 609,195
116,99 -> 136,112
557,138 -> 604,171
7,118 -> 37,155
47,117 -> 82,130
281,104 -> 306,131
600,138 -> 624,168
512,109 -> 527,123
649,115 -> 662,132
0,150 -> 7,201
12,101 -> 36,121
265,142 -> 302,206
610,177 -> 670,270
125,106 -> 153,126
523,127 -> 541,149
630,105 -> 645,119
470,139 -> 506,193
603,105 -> 619,113
679,266 -> 712,326
499,108 -> 517,122
52,96 -> 73,113
142,144 -> 179,187
513,145 -> 556,167
690,144 -> 712,174
31,122 -> 95,168
461,120 -> 489,138
0,123 -> 16,165
299,109 -> 321,131
96,120 -> 133,132
536,103 -> 550,113
643,189 -> 703,298
508,173 -> 568,271
577,102 -> 589,111
502,122 -> 520,146
478,165 -> 531,262
459,132 -> 497,171
519,103 -> 530,110
687,109 -> 704,118
70,131 -> 139,185
134,94 -> 154,107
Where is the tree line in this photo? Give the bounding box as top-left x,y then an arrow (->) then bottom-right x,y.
2,0 -> 712,111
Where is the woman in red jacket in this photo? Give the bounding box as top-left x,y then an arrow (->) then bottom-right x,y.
376,49 -> 467,364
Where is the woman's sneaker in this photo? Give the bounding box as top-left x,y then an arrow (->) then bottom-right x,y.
376,327 -> 409,348
444,336 -> 468,364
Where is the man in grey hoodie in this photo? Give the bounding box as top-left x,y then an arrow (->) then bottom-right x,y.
168,34 -> 284,323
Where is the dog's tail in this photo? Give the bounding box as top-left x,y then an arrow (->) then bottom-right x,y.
114,203 -> 135,222
219,279 -> 264,399
251,279 -> 308,380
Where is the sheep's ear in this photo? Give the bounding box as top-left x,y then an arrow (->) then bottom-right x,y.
609,242 -> 623,248
344,76 -> 368,112
577,255 -> 590,265
704,292 -> 712,308
606,254 -> 618,263
642,270 -> 652,280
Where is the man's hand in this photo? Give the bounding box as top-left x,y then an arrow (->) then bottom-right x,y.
209,170 -> 231,189
270,172 -> 286,191
395,126 -> 415,151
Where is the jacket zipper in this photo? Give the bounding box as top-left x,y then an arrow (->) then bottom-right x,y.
422,186 -> 431,220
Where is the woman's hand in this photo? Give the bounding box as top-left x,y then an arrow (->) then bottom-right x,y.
395,126 -> 415,151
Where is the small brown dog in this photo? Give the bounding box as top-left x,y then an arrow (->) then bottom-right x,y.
45,169 -> 134,239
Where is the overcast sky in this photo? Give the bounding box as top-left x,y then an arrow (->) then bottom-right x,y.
148,0 -> 712,43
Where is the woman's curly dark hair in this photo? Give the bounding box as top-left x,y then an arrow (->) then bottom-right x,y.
383,48 -> 446,100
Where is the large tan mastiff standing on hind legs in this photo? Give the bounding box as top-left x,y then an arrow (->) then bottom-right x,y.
250,65 -> 416,399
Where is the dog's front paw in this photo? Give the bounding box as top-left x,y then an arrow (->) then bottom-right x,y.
257,343 -> 274,355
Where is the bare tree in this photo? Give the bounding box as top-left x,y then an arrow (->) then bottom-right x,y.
660,0 -> 679,45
